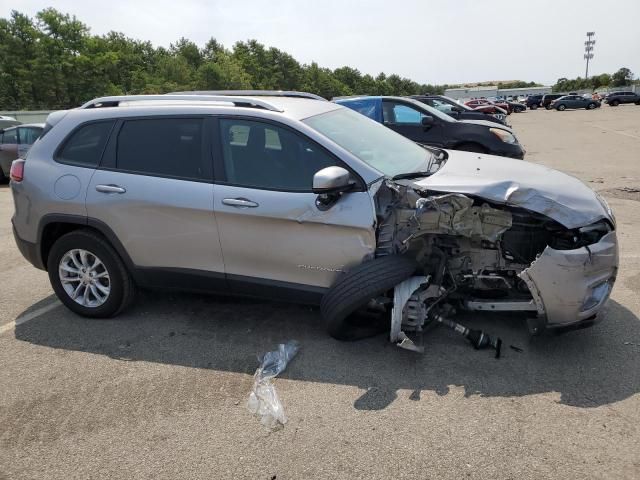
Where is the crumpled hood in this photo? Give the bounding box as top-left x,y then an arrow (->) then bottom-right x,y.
411,150 -> 611,229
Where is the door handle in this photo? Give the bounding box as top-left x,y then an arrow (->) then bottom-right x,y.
96,184 -> 126,194
222,198 -> 259,208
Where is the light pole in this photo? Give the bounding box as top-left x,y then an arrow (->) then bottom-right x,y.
584,32 -> 595,79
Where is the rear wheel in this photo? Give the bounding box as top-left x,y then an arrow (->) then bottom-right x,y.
610,99 -> 620,106
635,101 -> 640,105
530,104 -> 538,110
544,105 -> 552,110
557,104 -> 566,111
321,255 -> 418,341
47,229 -> 136,318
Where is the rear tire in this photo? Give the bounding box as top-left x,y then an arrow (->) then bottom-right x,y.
321,255 -> 419,341
610,100 -> 620,106
545,105 -> 552,110
456,143 -> 487,154
47,229 -> 136,318
530,104 -> 538,110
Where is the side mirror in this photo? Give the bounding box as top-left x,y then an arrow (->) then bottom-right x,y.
312,166 -> 353,210
312,166 -> 351,194
421,115 -> 434,127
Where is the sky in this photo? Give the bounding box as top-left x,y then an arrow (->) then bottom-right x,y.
2,0 -> 639,86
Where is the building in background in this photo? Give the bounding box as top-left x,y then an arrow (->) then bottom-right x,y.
444,85 -> 552,100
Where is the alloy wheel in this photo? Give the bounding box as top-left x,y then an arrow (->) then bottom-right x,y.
58,249 -> 111,307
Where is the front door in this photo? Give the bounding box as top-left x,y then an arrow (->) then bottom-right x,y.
85,116 -> 225,289
212,117 -> 376,299
382,100 -> 444,146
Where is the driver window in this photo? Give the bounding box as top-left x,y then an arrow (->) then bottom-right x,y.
219,119 -> 338,191
382,102 -> 424,125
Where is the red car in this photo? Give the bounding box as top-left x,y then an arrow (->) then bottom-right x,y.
465,99 -> 511,115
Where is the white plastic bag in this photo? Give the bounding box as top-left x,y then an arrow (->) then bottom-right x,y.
247,340 -> 299,429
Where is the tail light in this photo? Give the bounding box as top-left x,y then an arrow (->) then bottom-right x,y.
10,159 -> 25,182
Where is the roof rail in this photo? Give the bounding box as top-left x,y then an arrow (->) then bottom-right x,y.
169,90 -> 326,101
79,94 -> 284,112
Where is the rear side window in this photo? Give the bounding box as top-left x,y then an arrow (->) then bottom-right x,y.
18,127 -> 42,145
3,129 -> 17,144
57,121 -> 114,167
115,118 -> 209,181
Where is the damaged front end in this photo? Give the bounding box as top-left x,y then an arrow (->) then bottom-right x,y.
374,173 -> 618,352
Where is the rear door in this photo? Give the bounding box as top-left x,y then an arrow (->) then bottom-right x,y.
382,100 -> 444,146
85,116 -> 225,289
212,117 -> 375,298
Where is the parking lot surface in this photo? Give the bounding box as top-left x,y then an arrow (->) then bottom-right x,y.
1,106 -> 639,480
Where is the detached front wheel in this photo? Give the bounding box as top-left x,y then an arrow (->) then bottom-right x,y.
47,229 -> 136,318
321,255 -> 418,341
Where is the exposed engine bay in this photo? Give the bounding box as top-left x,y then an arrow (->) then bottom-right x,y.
371,162 -> 615,355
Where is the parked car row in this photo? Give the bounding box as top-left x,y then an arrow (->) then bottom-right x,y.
409,95 -> 509,125
9,91 -> 617,349
523,91 -> 639,111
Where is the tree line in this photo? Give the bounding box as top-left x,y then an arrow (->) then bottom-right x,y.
0,9 -> 454,110
553,68 -> 636,93
1,9 -> 636,110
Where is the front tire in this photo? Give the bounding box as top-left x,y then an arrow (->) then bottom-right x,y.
610,100 -> 620,106
321,255 -> 418,341
530,104 -> 538,110
557,104 -> 566,111
587,103 -> 596,109
545,105 -> 552,110
47,229 -> 136,318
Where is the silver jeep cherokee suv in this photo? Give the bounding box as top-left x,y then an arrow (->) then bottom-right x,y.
11,92 -> 618,345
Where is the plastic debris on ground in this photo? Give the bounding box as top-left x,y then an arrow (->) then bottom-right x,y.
247,340 -> 300,429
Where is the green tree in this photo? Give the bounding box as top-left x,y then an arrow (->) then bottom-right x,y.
611,68 -> 633,87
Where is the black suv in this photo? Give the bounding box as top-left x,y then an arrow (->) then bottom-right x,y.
335,96 -> 525,159
542,94 -> 565,109
410,95 -> 508,126
604,91 -> 640,106
525,95 -> 543,109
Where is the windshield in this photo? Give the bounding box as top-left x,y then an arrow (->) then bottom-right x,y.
303,108 -> 434,177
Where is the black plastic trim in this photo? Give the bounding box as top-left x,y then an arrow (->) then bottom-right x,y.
133,267 -> 227,292
12,223 -> 44,270
227,274 -> 326,305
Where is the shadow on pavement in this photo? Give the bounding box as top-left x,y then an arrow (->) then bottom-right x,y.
14,291 -> 640,410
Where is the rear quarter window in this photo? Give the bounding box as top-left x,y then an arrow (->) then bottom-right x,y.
56,121 -> 115,167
